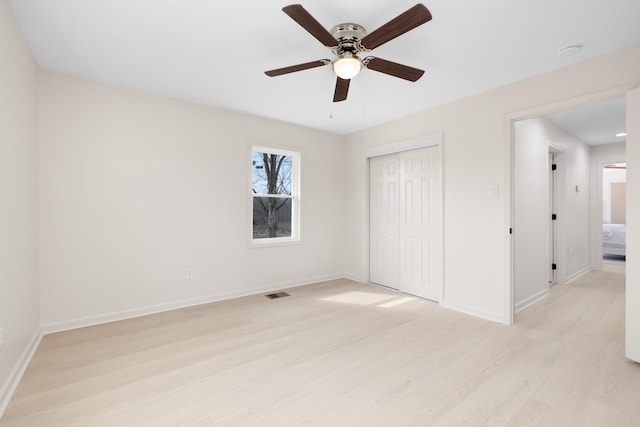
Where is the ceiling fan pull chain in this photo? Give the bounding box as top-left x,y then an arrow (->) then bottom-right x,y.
361,79 -> 366,118
329,96 -> 333,120
329,77 -> 335,118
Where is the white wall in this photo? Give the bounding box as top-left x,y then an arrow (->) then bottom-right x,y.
590,142 -> 626,268
513,119 -> 550,311
513,117 -> 591,312
560,131 -> 591,281
0,0 -> 40,414
38,70 -> 347,331
626,87 -> 640,363
344,44 -> 640,323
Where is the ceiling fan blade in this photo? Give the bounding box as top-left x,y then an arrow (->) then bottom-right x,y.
360,4 -> 432,50
364,57 -> 424,82
333,77 -> 350,102
282,4 -> 337,47
265,60 -> 329,77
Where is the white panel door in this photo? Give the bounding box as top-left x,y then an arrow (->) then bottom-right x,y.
370,146 -> 442,301
398,147 -> 442,300
369,155 -> 400,287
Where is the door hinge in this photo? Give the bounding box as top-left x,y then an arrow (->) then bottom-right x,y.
551,164 -> 557,171
552,213 -> 557,220
552,263 -> 557,270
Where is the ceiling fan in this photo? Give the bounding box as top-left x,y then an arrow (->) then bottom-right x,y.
265,3 -> 432,102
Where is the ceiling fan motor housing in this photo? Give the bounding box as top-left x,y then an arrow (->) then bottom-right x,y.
330,23 -> 368,54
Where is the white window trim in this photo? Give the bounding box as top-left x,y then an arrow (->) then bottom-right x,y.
249,145 -> 301,248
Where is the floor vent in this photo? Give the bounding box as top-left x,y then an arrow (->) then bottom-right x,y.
265,292 -> 290,299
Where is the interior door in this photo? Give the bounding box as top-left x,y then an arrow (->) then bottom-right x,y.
369,146 -> 442,301
549,152 -> 557,284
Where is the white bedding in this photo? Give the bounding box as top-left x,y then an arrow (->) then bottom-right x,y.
603,223 -> 626,256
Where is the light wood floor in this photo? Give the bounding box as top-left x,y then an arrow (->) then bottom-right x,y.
2,269 -> 638,426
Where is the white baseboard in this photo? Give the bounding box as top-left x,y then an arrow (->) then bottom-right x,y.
565,266 -> 592,284
41,273 -> 345,335
341,273 -> 365,284
0,328 -> 42,419
441,300 -> 503,323
514,288 -> 550,313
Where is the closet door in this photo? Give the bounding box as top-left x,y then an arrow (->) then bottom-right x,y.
369,154 -> 400,288
370,146 -> 442,301
398,147 -> 442,300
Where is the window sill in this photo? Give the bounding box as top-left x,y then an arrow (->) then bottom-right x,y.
249,237 -> 302,249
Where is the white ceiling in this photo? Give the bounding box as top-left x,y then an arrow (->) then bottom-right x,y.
7,0 -> 640,135
545,97 -> 626,146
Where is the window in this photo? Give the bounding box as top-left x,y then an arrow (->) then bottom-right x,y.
251,146 -> 300,245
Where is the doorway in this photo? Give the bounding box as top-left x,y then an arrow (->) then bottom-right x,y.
602,162 -> 626,268
369,145 -> 443,301
510,95 -> 627,322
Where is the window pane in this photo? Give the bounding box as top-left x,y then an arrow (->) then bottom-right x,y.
252,151 -> 292,195
252,197 -> 292,239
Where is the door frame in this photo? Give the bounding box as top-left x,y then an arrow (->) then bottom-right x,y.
548,144 -> 567,286
364,133 -> 444,302
504,84 -> 636,325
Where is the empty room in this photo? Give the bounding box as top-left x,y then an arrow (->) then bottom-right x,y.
1,0 -> 640,425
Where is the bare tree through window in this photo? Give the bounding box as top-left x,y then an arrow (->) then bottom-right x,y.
252,150 -> 296,239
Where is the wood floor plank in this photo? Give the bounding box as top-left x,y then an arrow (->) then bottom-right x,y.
2,273 -> 639,426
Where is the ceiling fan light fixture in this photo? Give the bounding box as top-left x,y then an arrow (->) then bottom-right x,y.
332,53 -> 362,80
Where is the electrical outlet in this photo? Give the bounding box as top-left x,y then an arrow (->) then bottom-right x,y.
0,326 -> 4,348
186,268 -> 194,280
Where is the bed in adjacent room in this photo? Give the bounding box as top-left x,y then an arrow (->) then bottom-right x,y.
603,223 -> 626,257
